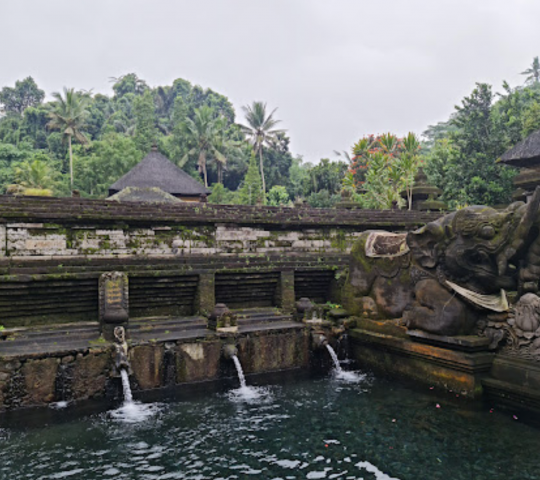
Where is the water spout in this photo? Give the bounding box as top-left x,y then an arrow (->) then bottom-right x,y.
312,332 -> 329,349
231,354 -> 247,389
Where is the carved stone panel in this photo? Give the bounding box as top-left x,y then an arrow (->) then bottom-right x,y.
99,272 -> 129,324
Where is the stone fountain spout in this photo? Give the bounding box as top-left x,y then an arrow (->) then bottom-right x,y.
222,343 -> 238,360
112,326 -> 132,377
311,332 -> 329,350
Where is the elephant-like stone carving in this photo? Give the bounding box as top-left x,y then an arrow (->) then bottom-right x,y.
345,189 -> 540,336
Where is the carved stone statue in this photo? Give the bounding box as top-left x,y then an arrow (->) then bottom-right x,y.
345,189 -> 540,336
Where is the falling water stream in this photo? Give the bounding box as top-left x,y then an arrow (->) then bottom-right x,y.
228,354 -> 270,402
231,355 -> 247,389
326,343 -> 365,383
120,369 -> 133,403
110,369 -> 158,423
326,344 -> 342,373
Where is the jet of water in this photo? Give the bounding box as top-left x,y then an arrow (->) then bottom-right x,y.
120,368 -> 133,403
326,344 -> 365,383
326,344 -> 342,373
231,355 -> 247,389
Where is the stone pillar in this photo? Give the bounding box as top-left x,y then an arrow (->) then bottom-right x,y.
0,224 -> 5,257
278,270 -> 295,313
197,272 -> 215,315
99,272 -> 129,341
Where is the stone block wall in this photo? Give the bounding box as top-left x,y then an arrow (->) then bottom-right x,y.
0,196 -> 437,327
0,329 -> 310,410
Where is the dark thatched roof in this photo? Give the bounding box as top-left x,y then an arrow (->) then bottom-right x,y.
107,187 -> 183,204
499,129 -> 540,168
109,148 -> 210,196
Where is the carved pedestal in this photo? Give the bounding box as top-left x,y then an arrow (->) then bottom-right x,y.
99,272 -> 129,341
349,319 -> 494,398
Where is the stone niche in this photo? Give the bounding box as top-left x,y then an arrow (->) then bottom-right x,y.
99,272 -> 129,340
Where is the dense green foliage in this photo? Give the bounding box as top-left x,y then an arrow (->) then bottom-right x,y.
347,133 -> 421,209
2,59 -> 539,209
422,59 -> 540,207
0,74 -> 303,201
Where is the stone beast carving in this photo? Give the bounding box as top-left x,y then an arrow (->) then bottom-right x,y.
345,190 -> 540,336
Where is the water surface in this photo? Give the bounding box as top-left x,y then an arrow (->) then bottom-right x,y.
0,370 -> 538,480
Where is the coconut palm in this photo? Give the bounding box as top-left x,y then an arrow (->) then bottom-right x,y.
180,106 -> 227,187
241,101 -> 285,193
48,88 -> 90,191
521,57 -> 540,85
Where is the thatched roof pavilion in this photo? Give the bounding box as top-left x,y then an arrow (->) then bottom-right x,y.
499,129 -> 540,168
109,146 -> 210,201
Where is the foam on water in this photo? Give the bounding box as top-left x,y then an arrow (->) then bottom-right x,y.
355,460 -> 401,480
109,368 -> 160,423
227,354 -> 273,403
334,369 -> 366,383
227,385 -> 273,404
109,400 -> 160,424
326,344 -> 365,383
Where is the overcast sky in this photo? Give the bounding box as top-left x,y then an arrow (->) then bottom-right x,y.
1,0 -> 540,163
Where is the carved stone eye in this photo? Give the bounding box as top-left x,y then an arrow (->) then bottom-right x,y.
479,225 -> 495,239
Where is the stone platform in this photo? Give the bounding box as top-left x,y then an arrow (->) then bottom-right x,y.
483,355 -> 540,416
348,319 -> 494,398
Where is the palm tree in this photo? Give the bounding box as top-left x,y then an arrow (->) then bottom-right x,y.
180,106 -> 226,187
48,88 -> 90,191
521,57 -> 540,85
241,102 -> 285,193
8,159 -> 58,196
211,128 -> 243,184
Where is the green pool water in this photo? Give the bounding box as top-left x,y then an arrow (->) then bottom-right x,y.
0,369 -> 538,480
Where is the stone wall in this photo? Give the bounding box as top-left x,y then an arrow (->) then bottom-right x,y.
0,196 -> 437,327
0,329 -> 310,409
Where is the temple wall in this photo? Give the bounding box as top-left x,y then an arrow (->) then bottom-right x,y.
0,197 -> 437,327
2,222 -> 364,257
0,329 -> 310,410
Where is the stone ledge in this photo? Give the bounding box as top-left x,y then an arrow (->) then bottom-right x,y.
350,328 -> 494,374
407,330 -> 491,352
349,327 -> 494,397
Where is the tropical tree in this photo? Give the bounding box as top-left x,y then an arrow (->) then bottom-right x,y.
237,153 -> 264,205
0,77 -> 45,116
133,90 -> 157,153
8,158 -> 58,196
180,106 -> 228,187
348,133 -> 421,209
267,185 -> 290,206
521,57 -> 540,85
110,73 -> 149,98
47,88 -> 90,191
241,101 -> 285,193
399,133 -> 422,210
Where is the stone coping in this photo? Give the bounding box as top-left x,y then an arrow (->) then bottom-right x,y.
0,195 -> 440,228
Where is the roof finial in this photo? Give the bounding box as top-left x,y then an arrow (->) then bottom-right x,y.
151,142 -> 158,152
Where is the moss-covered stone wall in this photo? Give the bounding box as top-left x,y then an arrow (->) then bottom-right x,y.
0,329 -> 310,410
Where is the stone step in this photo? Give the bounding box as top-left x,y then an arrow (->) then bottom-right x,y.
2,324 -> 99,341
129,328 -> 208,343
236,315 -> 293,325
130,316 -> 206,328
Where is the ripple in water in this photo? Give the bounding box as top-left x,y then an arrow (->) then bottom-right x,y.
333,369 -> 366,383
